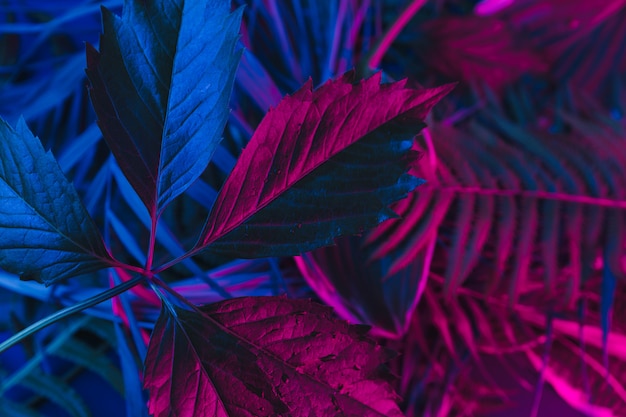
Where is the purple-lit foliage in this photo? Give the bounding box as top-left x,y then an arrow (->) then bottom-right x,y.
145,297 -> 403,417
0,0 -> 451,415
296,235 -> 430,339
2,0 -> 626,416
196,72 -> 452,257
232,0 -> 626,416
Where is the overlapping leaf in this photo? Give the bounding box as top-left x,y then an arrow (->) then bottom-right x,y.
234,0 -> 375,88
0,117 -> 113,284
499,0 -> 626,99
144,296 -> 403,417
86,0 -> 242,215
415,14 -> 547,91
510,286 -> 626,416
196,71 -> 453,257
296,236 -> 429,339
389,278 -> 513,417
365,109 -> 626,306
525,341 -> 626,416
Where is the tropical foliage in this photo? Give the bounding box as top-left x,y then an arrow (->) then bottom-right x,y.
1,0 -> 625,416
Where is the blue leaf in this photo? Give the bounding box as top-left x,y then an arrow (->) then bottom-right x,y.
86,0 -> 243,216
114,323 -> 149,417
0,116 -> 113,285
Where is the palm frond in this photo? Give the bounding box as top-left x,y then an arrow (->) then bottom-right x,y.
366,106 -> 626,308
500,0 -> 626,109
392,272 -> 626,416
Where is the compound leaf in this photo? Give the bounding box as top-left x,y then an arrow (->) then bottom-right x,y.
0,117 -> 113,284
86,0 -> 242,216
144,296 -> 403,417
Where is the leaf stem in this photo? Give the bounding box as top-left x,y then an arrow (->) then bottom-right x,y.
151,249 -> 232,299
146,212 -> 158,272
365,0 -> 427,70
0,275 -> 146,356
148,275 -> 201,313
112,261 -> 148,276
152,249 -> 195,274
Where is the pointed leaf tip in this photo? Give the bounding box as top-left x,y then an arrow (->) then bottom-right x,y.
195,71 -> 451,258
87,0 -> 243,216
0,116 -> 113,284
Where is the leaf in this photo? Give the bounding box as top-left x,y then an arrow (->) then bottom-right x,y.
0,399 -> 46,417
416,14 -> 547,91
499,0 -> 626,98
143,296 -> 403,417
53,337 -> 125,395
114,322 -> 150,417
600,260 -> 617,373
20,372 -> 92,417
86,0 -> 243,215
196,71 -> 453,257
0,116 -> 113,285
365,107 -> 626,303
296,235 -> 430,339
525,333 -> 626,416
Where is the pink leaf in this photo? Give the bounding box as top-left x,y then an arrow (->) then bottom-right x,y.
417,15 -> 547,90
295,235 -> 429,339
144,296 -> 404,417
197,71 -> 454,249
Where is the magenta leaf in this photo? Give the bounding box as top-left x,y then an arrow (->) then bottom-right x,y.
86,0 -> 242,216
523,320 -> 626,416
196,71 -> 453,257
144,296 -> 404,417
417,15 -> 547,90
296,236 -> 429,339
0,117 -> 113,284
